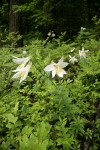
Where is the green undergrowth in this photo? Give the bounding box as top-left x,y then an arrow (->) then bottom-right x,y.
0,34 -> 100,150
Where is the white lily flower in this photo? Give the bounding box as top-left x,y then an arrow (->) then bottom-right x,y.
79,47 -> 89,58
12,62 -> 32,83
12,55 -> 31,65
69,55 -> 78,64
44,57 -> 68,78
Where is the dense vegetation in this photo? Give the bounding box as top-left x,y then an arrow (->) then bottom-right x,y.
0,0 -> 100,150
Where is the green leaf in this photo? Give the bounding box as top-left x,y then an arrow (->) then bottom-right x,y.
6,113 -> 18,124
13,102 -> 19,115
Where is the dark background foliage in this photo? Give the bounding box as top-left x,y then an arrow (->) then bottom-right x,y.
0,0 -> 100,43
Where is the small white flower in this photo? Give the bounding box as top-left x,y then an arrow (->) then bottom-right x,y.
79,47 -> 89,58
12,55 -> 31,65
47,31 -> 55,37
47,32 -> 51,36
12,62 -> 32,83
51,33 -> 55,37
44,57 -> 68,78
70,48 -> 75,52
69,55 -> 78,64
81,27 -> 86,31
23,51 -> 27,54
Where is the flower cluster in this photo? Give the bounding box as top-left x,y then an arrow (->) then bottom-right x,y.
47,31 -> 55,38
12,55 -> 32,83
44,47 -> 89,78
81,27 -> 86,31
12,47 -> 89,82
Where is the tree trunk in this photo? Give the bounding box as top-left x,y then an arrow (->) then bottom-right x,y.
9,0 -> 23,47
43,0 -> 50,36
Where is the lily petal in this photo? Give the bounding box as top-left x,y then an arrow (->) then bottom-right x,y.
12,72 -> 20,78
44,63 -> 55,72
57,69 -> 66,77
20,71 -> 28,83
60,62 -> 68,68
13,62 -> 26,72
57,57 -> 64,65
57,57 -> 68,68
52,69 -> 56,78
12,56 -> 31,64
